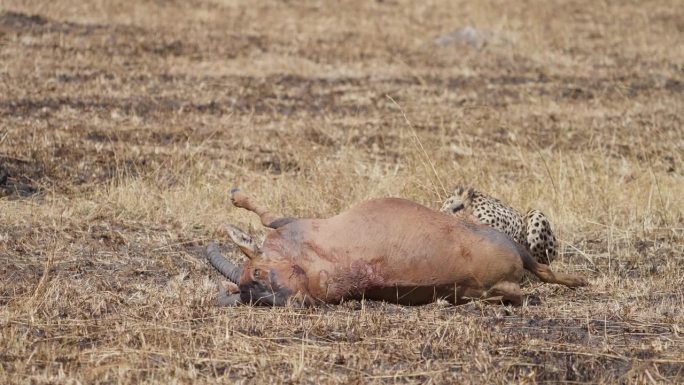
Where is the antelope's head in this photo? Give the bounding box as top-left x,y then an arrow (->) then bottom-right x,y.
208,225 -> 311,306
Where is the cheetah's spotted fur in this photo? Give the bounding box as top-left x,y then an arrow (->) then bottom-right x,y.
440,186 -> 558,265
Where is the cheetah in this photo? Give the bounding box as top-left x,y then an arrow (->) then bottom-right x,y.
440,186 -> 558,265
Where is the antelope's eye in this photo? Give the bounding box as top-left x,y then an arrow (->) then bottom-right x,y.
253,269 -> 264,280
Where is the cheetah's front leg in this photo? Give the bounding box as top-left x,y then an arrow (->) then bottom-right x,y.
523,210 -> 558,265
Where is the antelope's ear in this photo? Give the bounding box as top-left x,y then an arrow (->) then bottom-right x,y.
218,224 -> 262,260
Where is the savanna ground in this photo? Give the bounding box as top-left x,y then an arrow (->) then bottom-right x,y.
1,0 -> 683,383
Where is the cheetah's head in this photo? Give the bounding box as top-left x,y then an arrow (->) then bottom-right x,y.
440,185 -> 474,214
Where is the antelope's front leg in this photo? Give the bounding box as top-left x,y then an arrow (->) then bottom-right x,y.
230,188 -> 294,228
216,280 -> 242,306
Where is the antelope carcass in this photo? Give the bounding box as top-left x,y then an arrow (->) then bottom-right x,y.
208,189 -> 587,306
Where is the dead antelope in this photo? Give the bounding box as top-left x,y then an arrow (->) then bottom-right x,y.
207,189 -> 587,306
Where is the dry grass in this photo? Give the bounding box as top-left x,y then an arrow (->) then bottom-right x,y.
1,0 -> 683,383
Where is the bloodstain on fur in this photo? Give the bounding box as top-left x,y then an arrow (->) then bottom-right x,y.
323,259 -> 386,301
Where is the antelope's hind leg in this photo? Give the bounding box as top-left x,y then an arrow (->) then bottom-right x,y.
484,281 -> 523,306
456,283 -> 522,306
230,188 -> 294,228
531,263 -> 588,288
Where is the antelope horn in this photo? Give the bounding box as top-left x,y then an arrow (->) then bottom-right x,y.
206,242 -> 243,284
216,280 -> 242,306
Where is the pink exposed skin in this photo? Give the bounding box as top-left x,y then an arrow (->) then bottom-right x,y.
216,190 -> 587,307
